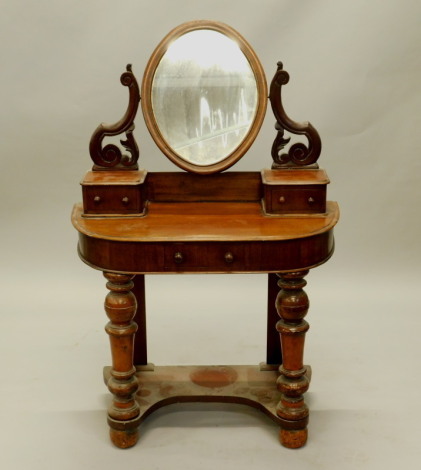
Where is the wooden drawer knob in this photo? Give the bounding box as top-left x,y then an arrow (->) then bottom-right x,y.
224,252 -> 234,264
174,252 -> 184,264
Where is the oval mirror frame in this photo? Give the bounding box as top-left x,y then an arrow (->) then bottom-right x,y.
141,20 -> 268,174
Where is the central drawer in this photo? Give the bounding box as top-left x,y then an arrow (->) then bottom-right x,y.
163,242 -> 261,272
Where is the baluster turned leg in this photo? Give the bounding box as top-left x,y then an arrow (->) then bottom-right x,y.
104,272 -> 140,448
275,270 -> 310,448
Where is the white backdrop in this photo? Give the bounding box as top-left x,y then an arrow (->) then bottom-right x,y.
1,1 -> 420,469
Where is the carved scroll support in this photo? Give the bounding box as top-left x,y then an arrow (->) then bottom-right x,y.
104,272 -> 141,448
90,65 -> 140,170
275,270 -> 310,448
270,62 -> 321,168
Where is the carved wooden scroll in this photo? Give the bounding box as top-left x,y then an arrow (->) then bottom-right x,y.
89,65 -> 140,170
270,62 -> 321,168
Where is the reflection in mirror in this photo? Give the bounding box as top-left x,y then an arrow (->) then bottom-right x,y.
151,30 -> 258,166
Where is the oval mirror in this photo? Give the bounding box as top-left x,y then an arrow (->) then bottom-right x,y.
141,21 -> 267,174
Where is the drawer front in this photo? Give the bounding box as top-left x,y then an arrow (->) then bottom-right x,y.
77,233 -> 335,274
83,185 -> 142,214
268,186 -> 326,214
164,242 -> 261,272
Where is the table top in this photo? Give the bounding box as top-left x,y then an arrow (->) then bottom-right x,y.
72,201 -> 339,243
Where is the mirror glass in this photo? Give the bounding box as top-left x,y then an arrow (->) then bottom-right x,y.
151,29 -> 259,166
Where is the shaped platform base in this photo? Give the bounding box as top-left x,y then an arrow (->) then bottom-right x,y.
103,364 -> 312,448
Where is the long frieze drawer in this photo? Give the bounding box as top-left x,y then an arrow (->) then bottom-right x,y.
163,242 -> 262,272
77,233 -> 334,274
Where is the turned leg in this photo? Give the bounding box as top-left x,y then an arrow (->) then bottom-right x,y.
104,272 -> 140,448
275,270 -> 310,448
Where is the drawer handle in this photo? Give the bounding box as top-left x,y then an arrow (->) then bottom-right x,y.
308,197 -> 315,204
278,196 -> 286,203
174,252 -> 184,264
224,252 -> 234,264
121,196 -> 129,205
93,196 -> 101,204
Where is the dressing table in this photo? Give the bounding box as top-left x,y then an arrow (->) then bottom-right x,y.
72,20 -> 339,449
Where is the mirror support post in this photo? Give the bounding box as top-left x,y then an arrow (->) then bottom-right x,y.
89,65 -> 140,171
270,62 -> 321,169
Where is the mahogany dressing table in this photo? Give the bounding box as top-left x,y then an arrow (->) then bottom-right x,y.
72,21 -> 339,449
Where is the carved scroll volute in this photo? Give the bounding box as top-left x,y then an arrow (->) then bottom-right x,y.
270,62 -> 321,168
89,65 -> 140,170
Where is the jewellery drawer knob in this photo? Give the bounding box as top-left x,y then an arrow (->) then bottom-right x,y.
308,197 -> 315,204
174,252 -> 184,264
224,252 -> 234,264
122,196 -> 129,205
94,196 -> 101,203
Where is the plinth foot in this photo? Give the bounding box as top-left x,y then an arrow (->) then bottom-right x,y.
110,428 -> 139,449
279,428 -> 307,449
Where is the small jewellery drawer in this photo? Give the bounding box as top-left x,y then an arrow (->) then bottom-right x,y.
164,242 -> 261,272
269,187 -> 326,213
262,169 -> 329,215
83,185 -> 142,214
81,170 -> 147,216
